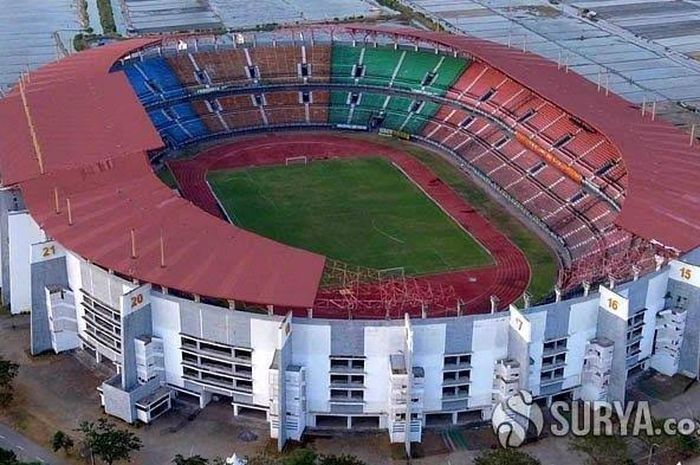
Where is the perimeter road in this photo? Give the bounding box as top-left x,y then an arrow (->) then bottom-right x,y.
0,422 -> 70,465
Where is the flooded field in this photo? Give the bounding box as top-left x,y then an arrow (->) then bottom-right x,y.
0,0 -> 79,92
210,0 -> 388,29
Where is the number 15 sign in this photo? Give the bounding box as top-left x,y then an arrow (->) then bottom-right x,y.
670,260 -> 700,288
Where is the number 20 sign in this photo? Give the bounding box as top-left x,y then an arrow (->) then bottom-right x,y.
122,285 -> 150,315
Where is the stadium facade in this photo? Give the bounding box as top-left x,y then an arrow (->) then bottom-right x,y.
0,26 -> 699,451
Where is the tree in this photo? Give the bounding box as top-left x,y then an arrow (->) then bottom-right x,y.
318,455 -> 367,465
0,446 -> 43,464
0,357 -> 19,407
474,448 -> 542,465
281,449 -> 317,465
172,454 -> 209,465
638,417 -> 700,461
77,418 -> 142,465
569,433 -> 629,465
0,447 -> 18,463
51,430 -> 74,454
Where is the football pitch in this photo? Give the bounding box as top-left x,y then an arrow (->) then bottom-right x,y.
207,157 -> 492,275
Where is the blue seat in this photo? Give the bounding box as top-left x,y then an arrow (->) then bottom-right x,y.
122,57 -> 210,145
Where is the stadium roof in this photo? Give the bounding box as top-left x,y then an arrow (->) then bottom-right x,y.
350,25 -> 700,252
0,27 -> 698,309
0,39 -> 325,309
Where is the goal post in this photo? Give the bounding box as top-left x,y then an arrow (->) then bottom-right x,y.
379,267 -> 405,280
285,156 -> 308,166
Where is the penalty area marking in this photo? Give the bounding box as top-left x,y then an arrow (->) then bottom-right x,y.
371,219 -> 405,244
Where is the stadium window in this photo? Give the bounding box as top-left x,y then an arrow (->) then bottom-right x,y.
195,70 -> 208,84
247,66 -> 258,79
479,88 -> 496,102
409,100 -> 424,113
517,109 -> 535,123
422,71 -> 437,87
595,160 -> 616,176
494,136 -> 509,149
353,64 -> 365,78
570,191 -> 586,204
529,162 -> 546,175
459,115 -> 474,128
553,133 -> 573,148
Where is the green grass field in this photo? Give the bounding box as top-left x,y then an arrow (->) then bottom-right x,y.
208,157 -> 492,275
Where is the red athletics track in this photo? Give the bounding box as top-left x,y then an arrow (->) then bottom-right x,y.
168,133 -> 530,318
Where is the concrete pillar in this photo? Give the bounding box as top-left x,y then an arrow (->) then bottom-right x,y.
655,254 -> 665,271
347,416 -> 352,429
632,265 -> 640,281
555,287 -> 562,303
452,412 -> 459,425
228,300 -> 236,310
457,300 -> 463,317
583,281 -> 591,297
307,308 -> 313,318
200,390 -> 213,409
194,294 -> 201,303
523,293 -> 532,309
233,403 -> 240,416
608,275 -> 616,289
490,295 -> 499,314
267,304 -> 274,316
95,350 -> 102,364
421,303 -> 427,319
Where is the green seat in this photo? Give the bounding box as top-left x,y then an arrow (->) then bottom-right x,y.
329,43 -> 471,133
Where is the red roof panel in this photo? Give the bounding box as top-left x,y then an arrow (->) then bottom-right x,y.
0,39 -> 325,308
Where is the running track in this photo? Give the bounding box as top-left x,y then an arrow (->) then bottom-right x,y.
168,134 -> 530,318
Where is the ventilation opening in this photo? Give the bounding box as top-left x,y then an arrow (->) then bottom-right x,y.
422,71 -> 436,87
460,115 -> 475,128
479,88 -> 496,102
494,136 -> 509,149
300,91 -> 311,104
517,109 -> 536,123
247,66 -> 258,79
570,191 -> 586,203
353,64 -> 365,78
299,63 -> 310,78
553,133 -> 573,148
409,100 -> 424,113
349,92 -> 360,105
595,160 -> 616,176
530,162 -> 546,175
195,70 -> 208,84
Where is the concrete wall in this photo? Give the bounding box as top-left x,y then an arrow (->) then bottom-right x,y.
7,212 -> 45,314
30,245 -> 69,355
18,224 -> 700,443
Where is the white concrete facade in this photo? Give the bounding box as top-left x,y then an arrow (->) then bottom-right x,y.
8,213 -> 700,448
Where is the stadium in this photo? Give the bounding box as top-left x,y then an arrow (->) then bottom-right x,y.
0,24 -> 699,452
